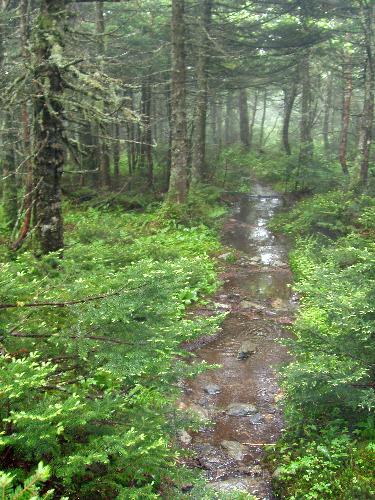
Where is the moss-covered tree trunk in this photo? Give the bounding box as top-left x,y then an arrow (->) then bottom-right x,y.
96,0 -> 111,189
2,113 -> 18,230
32,0 -> 65,254
168,0 -> 188,203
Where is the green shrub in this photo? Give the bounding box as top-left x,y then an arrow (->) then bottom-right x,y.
271,425 -> 375,499
0,206 -> 223,498
0,462 -> 53,500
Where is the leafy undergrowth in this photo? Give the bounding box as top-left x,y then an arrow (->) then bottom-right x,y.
268,189 -> 375,499
0,201 -> 227,498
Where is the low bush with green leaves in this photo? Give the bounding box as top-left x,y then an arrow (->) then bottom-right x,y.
270,189 -> 375,499
0,204 -> 224,498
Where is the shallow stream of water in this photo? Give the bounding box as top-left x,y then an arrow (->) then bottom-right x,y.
181,183 -> 295,499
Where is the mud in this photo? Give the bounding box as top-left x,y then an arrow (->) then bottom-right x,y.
180,183 -> 295,499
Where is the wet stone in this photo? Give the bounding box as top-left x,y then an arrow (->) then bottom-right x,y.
236,465 -> 263,477
226,403 -> 258,416
240,300 -> 265,310
237,341 -> 257,359
187,403 -> 209,420
210,477 -> 259,494
221,440 -> 247,461
195,444 -> 232,470
204,384 -> 221,395
215,303 -> 231,310
178,429 -> 192,445
249,412 -> 263,424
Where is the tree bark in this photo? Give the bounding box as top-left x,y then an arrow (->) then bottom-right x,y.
96,0 -> 111,189
282,83 -> 297,155
191,0 -> 213,184
338,49 -> 352,176
239,88 -> 250,151
168,0 -> 188,203
113,120 -> 121,184
140,78 -> 153,188
259,89 -> 267,151
299,50 -> 314,166
32,0 -> 65,254
2,113 -> 18,230
224,93 -> 235,145
323,72 -> 333,154
358,2 -> 375,188
249,90 -> 258,149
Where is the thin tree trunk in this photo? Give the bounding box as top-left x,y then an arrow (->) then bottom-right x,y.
217,96 -> 223,153
323,72 -> 333,154
140,78 -> 153,187
0,10 -> 18,230
113,120 -> 121,184
165,82 -> 172,191
282,83 -> 297,155
32,0 -> 65,254
299,50 -> 314,166
2,113 -> 18,230
338,49 -> 352,176
358,2 -> 375,188
191,0 -> 213,184
168,0 -> 188,203
259,89 -> 267,151
239,88 -> 250,151
96,0 -> 111,189
224,93 -> 235,145
249,90 -> 258,149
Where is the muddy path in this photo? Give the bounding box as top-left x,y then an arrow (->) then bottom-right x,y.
180,183 -> 296,499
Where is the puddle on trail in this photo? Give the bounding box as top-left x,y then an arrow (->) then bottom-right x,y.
180,184 -> 295,499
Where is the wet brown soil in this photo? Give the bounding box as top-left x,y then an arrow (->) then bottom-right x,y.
180,184 -> 295,499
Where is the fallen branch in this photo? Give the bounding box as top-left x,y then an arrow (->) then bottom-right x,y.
0,286 -> 138,310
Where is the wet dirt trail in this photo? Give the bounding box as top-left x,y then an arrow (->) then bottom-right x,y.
181,183 -> 296,499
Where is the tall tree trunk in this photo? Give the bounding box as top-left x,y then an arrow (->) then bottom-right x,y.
299,50 -> 314,166
125,89 -> 136,178
338,49 -> 352,176
113,120 -> 121,184
140,78 -> 153,188
249,90 -> 258,149
0,9 -> 18,230
224,93 -> 235,145
165,82 -> 172,191
168,0 -> 188,203
282,83 -> 297,155
323,72 -> 333,154
2,113 -> 18,230
79,121 -> 99,186
258,89 -> 267,151
358,2 -> 375,188
239,88 -> 250,151
191,0 -> 213,184
217,95 -> 223,153
96,0 -> 111,189
32,0 -> 65,254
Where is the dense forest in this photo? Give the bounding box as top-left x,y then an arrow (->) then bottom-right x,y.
0,0 -> 374,498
